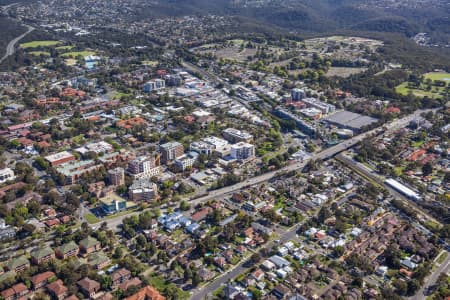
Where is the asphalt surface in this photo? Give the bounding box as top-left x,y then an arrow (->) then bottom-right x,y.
336,153 -> 442,226
411,251 -> 450,300
97,109 -> 430,234
0,24 -> 34,64
190,223 -> 299,300
187,110 -> 431,300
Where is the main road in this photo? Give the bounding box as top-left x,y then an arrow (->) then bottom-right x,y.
411,251 -> 450,300
335,153 -> 442,226
98,108 -> 429,233
190,218 -> 299,300
0,24 -> 34,65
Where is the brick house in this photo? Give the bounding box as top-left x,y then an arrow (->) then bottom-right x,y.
55,242 -> 79,259
0,283 -> 29,300
77,278 -> 100,299
79,236 -> 101,255
111,268 -> 132,289
30,246 -> 55,265
31,271 -> 55,290
46,279 -> 68,300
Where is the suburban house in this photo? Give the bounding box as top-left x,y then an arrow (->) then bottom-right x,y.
1,283 -> 29,300
111,268 -> 132,289
56,241 -> 79,259
46,279 -> 68,300
31,271 -> 55,290
77,277 -> 101,299
124,285 -> 165,300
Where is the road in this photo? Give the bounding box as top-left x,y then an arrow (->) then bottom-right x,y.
335,153 -> 442,226
190,223 -> 299,300
96,109 -> 429,234
0,24 -> 34,65
411,251 -> 450,300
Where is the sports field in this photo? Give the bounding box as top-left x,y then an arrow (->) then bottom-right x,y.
20,40 -> 61,49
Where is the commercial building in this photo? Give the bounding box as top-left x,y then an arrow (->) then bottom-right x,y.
45,151 -> 76,167
0,168 -> 15,184
274,107 -> 316,137
190,136 -> 230,157
164,74 -> 183,86
56,160 -> 101,184
0,218 -> 16,241
127,155 -> 161,179
174,152 -> 199,171
385,178 -> 421,201
160,141 -> 184,163
301,98 -> 335,114
75,141 -> 114,155
129,178 -> 158,201
100,194 -> 129,215
222,128 -> 253,143
323,110 -> 378,133
230,142 -> 255,160
291,88 -> 306,101
108,167 -> 125,186
143,79 -> 165,93
299,107 -> 322,119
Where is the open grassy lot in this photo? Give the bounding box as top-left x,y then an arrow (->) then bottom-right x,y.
395,72 -> 449,99
424,72 -> 450,81
149,275 -> 190,300
142,60 -> 159,66
60,51 -> 96,58
20,40 -> 61,49
326,67 -> 368,78
56,45 -> 74,51
29,51 -> 50,56
85,213 -> 100,224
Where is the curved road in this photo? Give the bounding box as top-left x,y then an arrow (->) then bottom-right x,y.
0,24 -> 34,65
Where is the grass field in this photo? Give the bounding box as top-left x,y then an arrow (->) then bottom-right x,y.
20,40 -> 61,49
149,275 -> 189,300
396,82 -> 446,99
60,51 -> 96,58
113,92 -> 132,99
56,45 -> 74,50
326,67 -> 368,78
424,72 -> 450,81
142,60 -> 159,66
436,251 -> 448,264
29,51 -> 50,56
85,213 -> 100,224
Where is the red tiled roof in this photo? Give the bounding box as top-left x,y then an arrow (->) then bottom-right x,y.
47,280 -> 67,296
124,285 -> 165,300
31,271 -> 55,286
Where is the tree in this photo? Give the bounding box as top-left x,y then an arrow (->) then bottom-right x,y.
384,244 -> 401,268
407,279 -> 420,296
179,200 -> 190,211
393,279 -> 407,295
422,162 -> 433,176
332,246 -> 344,258
250,253 -> 261,264
113,247 -> 124,259
183,268 -> 192,282
192,272 -> 201,287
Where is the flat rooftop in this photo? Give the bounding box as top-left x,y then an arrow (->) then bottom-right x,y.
324,110 -> 378,130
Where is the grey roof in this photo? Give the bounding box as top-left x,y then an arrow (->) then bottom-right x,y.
324,110 -> 378,130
